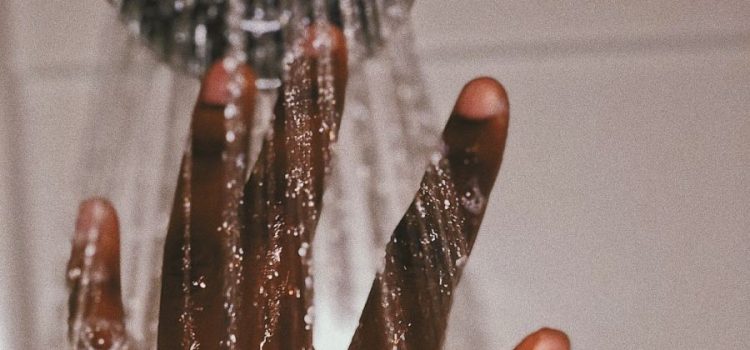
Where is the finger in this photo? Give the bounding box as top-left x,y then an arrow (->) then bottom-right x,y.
349,78 -> 510,349
158,61 -> 257,349
442,77 -> 509,245
237,24 -> 348,349
193,62 -> 257,156
249,24 -> 348,206
514,328 -> 571,350
67,198 -> 126,349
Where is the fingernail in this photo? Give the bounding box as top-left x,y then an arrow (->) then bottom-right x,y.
453,77 -> 508,121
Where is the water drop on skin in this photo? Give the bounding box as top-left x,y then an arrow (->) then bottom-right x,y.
224,104 -> 238,119
68,268 -> 81,281
298,242 -> 310,257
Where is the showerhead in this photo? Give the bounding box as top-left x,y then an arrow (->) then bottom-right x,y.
108,0 -> 409,83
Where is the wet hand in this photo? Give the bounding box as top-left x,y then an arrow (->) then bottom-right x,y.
66,26 -> 569,350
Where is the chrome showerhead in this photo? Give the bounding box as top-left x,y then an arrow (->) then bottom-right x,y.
109,0 -> 403,83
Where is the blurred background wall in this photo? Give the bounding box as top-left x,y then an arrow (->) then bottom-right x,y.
1,1 -> 748,349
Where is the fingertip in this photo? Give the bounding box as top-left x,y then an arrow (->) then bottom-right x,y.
193,60 -> 257,155
453,77 -> 509,122
199,61 -> 256,106
72,198 -> 121,281
515,328 -> 571,350
302,23 -> 348,61
75,198 -> 119,252
275,22 -> 348,123
444,77 -> 510,157
76,198 -> 117,229
69,199 -> 104,285
302,23 -> 348,95
327,24 -> 348,68
535,328 -> 570,349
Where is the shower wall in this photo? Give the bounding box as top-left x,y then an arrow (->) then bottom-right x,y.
1,1 -> 749,349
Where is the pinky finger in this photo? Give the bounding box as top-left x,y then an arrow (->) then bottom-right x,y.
66,198 -> 127,349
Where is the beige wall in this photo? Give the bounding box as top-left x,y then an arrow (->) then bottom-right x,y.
1,1 -> 748,349
409,2 -> 750,349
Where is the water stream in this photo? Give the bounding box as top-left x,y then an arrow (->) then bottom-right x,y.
68,1 -> 480,349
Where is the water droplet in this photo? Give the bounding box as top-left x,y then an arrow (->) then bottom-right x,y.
298,242 -> 310,257
67,267 -> 81,281
84,243 -> 96,257
225,131 -> 236,142
224,104 -> 238,119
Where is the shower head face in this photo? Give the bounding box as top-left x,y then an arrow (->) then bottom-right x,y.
110,0 -> 404,82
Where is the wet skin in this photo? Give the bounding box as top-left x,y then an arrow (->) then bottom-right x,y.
66,26 -> 570,350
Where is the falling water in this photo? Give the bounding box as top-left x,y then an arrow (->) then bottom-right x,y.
218,0 -> 250,348
314,1 -> 441,348
67,0 -> 486,349
178,133 -> 197,350
68,218 -> 100,349
69,10 -> 197,349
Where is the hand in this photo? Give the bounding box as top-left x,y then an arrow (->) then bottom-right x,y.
66,26 -> 569,350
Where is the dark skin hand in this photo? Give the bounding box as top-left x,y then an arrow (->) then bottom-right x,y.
66,26 -> 570,350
